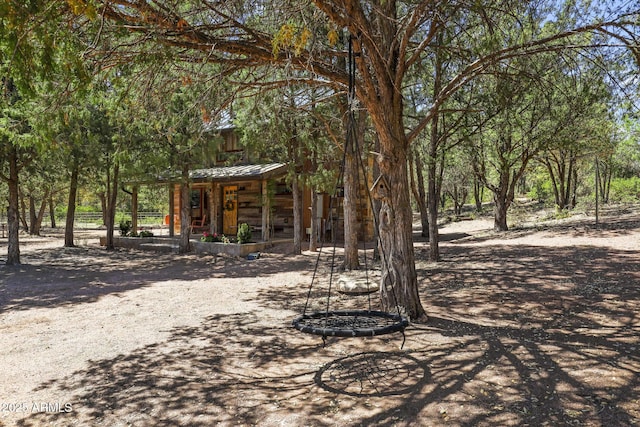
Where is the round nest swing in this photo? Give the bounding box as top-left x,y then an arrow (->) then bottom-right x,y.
292,310 -> 409,338
291,35 -> 408,347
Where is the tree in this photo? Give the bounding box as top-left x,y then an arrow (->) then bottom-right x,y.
143,78 -> 215,253
235,84 -> 338,255
0,79 -> 37,265
1,0 -> 93,262
78,0 -> 639,320
471,63 -> 556,231
537,52 -> 615,211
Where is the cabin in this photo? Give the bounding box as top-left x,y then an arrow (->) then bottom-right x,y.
162,119 -> 375,243
170,163 -> 301,241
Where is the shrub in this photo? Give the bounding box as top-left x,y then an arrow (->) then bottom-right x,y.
139,230 -> 154,237
119,220 -> 132,236
609,177 -> 640,203
201,231 -> 223,242
237,223 -> 252,244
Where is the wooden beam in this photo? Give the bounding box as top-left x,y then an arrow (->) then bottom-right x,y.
261,179 -> 271,242
168,185 -> 175,237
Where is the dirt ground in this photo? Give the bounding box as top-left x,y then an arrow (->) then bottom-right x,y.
0,206 -> 639,426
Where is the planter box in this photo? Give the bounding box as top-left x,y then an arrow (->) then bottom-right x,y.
101,236 -> 267,257
100,236 -> 178,253
191,241 -> 268,257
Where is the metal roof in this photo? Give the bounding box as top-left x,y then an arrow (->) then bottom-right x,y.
189,163 -> 288,182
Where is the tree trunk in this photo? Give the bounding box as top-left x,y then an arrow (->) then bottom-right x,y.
19,191 -> 28,232
309,191 -> 318,252
426,113 -> 442,261
28,195 -> 37,235
426,153 -> 440,261
64,161 -> 79,247
350,19 -> 426,320
570,167 -> 578,208
603,163 -> 612,204
544,157 -> 561,208
99,192 -> 107,226
31,190 -> 49,236
6,146 -> 21,265
292,176 -> 303,255
131,185 -> 138,234
426,37 -> 444,262
493,167 -> 514,231
494,193 -> 509,231
178,165 -> 192,254
410,146 -> 429,238
473,177 -> 483,212
104,161 -> 120,250
342,148 -> 360,269
49,194 -> 56,228
377,144 -> 426,322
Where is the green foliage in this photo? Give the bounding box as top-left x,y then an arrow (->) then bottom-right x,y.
139,230 -> 154,238
201,231 -> 222,242
613,119 -> 640,178
234,84 -> 340,193
527,174 -> 554,204
609,177 -> 640,203
236,223 -> 252,244
119,219 -> 132,236
554,206 -> 572,219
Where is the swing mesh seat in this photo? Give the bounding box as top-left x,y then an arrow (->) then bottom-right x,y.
292,310 -> 408,338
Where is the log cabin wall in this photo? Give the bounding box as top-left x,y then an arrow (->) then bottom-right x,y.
170,175 -> 372,240
171,177 -> 296,238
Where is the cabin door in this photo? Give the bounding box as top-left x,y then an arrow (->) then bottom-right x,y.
222,185 -> 238,235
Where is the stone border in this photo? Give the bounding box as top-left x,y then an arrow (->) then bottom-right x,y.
100,236 -> 269,257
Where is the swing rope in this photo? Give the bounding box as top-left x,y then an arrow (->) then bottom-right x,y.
293,34 -> 408,344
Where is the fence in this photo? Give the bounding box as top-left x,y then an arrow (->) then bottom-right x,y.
0,212 -> 167,236
72,212 -> 166,229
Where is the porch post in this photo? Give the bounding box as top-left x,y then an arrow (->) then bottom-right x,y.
261,179 -> 271,242
213,183 -> 221,234
131,185 -> 138,234
168,185 -> 175,237
207,183 -> 215,233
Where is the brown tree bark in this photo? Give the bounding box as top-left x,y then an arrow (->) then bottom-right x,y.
19,191 -> 28,232
376,144 -> 426,321
308,191 -> 318,252
409,147 -> 429,238
99,192 -> 107,226
64,160 -> 79,247
49,194 -> 56,228
492,163 -> 517,232
426,119 -> 441,262
349,10 -> 427,320
28,195 -> 37,234
342,147 -> 360,269
104,161 -> 120,250
6,145 -> 21,265
30,190 -> 49,236
473,177 -> 484,212
178,164 -> 192,254
292,176 -> 303,255
131,186 -> 138,234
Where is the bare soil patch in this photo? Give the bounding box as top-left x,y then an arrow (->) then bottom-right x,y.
0,207 -> 639,426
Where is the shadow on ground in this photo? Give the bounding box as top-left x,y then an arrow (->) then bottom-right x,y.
6,215 -> 640,426
0,245 -> 313,312
12,238 -> 640,426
